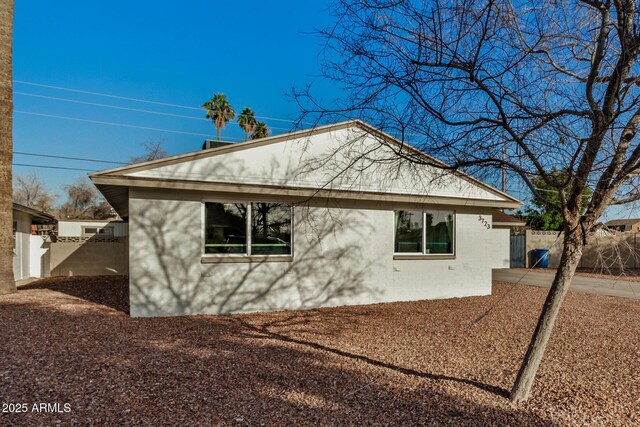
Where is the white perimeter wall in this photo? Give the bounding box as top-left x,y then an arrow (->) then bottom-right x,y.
491,227 -> 511,269
128,188 -> 504,317
29,235 -> 49,278
13,211 -> 31,281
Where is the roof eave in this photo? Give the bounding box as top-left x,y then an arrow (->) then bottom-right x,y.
92,175 -> 522,209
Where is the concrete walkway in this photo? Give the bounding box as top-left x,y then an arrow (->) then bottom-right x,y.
493,268 -> 640,300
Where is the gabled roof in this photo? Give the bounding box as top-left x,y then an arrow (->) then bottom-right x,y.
12,203 -> 57,224
91,120 -> 522,217
492,210 -> 526,227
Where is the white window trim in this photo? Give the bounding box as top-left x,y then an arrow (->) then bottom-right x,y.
393,209 -> 456,258
81,225 -> 114,237
201,200 -> 294,261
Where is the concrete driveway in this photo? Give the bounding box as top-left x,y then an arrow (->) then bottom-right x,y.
493,268 -> 640,300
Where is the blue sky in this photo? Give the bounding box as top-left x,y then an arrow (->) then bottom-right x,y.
13,1 -> 337,196
11,1 -> 636,220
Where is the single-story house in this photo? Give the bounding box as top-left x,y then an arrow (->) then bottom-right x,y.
57,219 -> 128,240
13,203 -> 56,281
90,120 -> 522,317
604,218 -> 640,232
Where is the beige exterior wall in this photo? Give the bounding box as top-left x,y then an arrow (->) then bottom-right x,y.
524,229 -> 640,270
128,188 -> 504,317
48,238 -> 129,277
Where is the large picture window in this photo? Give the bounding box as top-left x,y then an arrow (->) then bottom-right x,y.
204,202 -> 292,256
394,209 -> 454,255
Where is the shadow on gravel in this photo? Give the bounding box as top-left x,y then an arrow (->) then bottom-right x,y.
0,297 -> 555,426
19,275 -> 130,314
232,317 -> 511,398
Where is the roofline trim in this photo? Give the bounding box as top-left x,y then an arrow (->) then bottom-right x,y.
12,203 -> 56,222
92,175 -> 522,209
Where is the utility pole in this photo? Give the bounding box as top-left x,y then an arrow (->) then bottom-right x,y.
502,143 -> 507,193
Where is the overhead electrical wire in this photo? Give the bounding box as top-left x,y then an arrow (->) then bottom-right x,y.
14,151 -> 128,165
14,91 -> 293,132
14,80 -> 312,125
13,110 -> 245,141
13,163 -> 96,172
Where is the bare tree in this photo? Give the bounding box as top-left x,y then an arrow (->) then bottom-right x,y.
129,139 -> 169,164
295,0 -> 640,401
0,0 -> 14,294
13,172 -> 56,212
58,178 -> 116,220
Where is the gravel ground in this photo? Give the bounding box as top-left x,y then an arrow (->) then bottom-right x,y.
1,276 -> 639,426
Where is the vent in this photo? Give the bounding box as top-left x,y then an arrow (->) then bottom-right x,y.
202,140 -> 236,150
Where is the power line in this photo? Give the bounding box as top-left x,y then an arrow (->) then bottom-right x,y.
13,163 -> 96,172
14,91 -> 293,132
15,92 -> 207,121
14,151 -> 128,165
14,110 -> 245,141
14,80 -> 311,125
14,80 -> 203,111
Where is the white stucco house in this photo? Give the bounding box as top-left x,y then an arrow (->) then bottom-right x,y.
13,203 -> 56,281
90,120 -> 521,317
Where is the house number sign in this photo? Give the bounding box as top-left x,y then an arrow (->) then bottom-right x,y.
478,215 -> 491,229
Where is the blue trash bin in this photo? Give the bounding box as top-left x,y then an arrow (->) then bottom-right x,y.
533,249 -> 549,268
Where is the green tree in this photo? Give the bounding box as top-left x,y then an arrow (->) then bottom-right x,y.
251,121 -> 270,140
202,94 -> 235,141
524,171 -> 592,231
237,107 -> 257,141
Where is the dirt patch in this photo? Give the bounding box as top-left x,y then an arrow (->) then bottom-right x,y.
1,278 -> 638,426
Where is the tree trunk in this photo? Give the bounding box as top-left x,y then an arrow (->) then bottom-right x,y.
216,126 -> 221,141
510,229 -> 584,401
0,0 -> 15,295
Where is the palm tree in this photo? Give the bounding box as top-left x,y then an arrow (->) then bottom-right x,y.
251,121 -> 270,140
202,94 -> 235,141
237,107 -> 257,141
0,0 -> 15,294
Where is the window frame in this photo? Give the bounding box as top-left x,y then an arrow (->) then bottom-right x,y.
393,209 -> 456,260
201,200 -> 294,263
82,226 -> 114,237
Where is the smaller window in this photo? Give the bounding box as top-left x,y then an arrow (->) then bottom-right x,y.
394,209 -> 455,255
82,226 -> 114,237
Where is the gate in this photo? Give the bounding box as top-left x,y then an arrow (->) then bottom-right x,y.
510,234 -> 525,268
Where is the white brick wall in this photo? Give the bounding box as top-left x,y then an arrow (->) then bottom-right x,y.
128,188 -> 500,317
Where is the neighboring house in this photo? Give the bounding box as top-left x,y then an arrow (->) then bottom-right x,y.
604,218 -> 640,232
91,120 -> 522,317
492,210 -> 527,268
57,219 -> 128,239
12,203 -> 56,281
50,219 -> 129,277
492,210 -> 527,229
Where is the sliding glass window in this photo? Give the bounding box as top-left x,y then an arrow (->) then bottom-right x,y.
394,209 -> 454,255
204,202 -> 292,256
